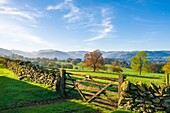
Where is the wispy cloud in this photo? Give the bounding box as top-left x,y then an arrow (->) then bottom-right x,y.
0,0 -> 7,4
47,0 -> 116,42
0,5 -> 42,21
134,0 -> 145,4
0,1 -> 54,50
146,32 -> 158,35
0,20 -> 54,47
85,8 -> 115,42
133,16 -> 153,23
47,0 -> 81,23
145,31 -> 158,38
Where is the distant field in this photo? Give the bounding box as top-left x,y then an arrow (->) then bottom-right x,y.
122,68 -> 165,85
67,67 -> 166,86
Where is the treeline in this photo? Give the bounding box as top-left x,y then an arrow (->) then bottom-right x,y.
32,57 -> 129,72
148,63 -> 165,73
0,57 -> 59,90
31,58 -> 80,69
3,52 -> 169,74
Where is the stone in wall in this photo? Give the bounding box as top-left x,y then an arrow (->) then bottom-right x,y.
0,58 -> 59,90
118,81 -> 170,113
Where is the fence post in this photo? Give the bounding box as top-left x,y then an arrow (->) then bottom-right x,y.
59,69 -> 66,96
166,73 -> 169,86
118,74 -> 125,101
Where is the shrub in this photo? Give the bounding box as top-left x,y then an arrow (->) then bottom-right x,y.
110,66 -> 123,73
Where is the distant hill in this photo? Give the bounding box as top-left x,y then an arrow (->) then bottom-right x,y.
36,50 -> 73,60
0,48 -> 13,56
67,51 -> 89,59
0,48 -> 169,62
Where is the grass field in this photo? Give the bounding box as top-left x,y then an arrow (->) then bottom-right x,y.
0,64 -> 137,113
67,67 -> 166,86
1,62 -> 165,113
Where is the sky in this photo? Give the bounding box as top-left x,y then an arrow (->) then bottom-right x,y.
0,0 -> 170,52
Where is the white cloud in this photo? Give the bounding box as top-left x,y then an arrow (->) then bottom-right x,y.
67,0 -> 73,1
0,0 -> 7,4
0,5 -> 42,21
0,1 -> 54,51
47,0 -> 81,23
63,4 -> 80,22
47,1 -> 115,42
0,21 -> 53,47
85,8 -> 115,42
145,31 -> 158,38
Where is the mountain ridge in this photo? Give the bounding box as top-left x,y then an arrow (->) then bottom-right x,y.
0,48 -> 169,62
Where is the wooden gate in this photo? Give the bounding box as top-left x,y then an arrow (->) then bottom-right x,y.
58,70 -> 125,110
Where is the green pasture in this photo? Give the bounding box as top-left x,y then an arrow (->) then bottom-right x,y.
0,64 -> 60,109
0,64 -> 136,113
67,67 -> 166,86
1,63 -> 165,113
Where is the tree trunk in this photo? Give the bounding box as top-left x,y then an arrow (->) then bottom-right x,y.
166,73 -> 169,86
93,67 -> 96,72
139,63 -> 142,75
93,65 -> 96,72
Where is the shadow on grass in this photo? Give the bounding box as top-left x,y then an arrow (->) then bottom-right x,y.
0,76 -> 60,109
4,100 -> 103,113
0,76 -> 107,113
0,64 -> 5,68
126,74 -> 160,79
111,109 -> 133,113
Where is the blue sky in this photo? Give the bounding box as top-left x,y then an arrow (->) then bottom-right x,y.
0,0 -> 170,52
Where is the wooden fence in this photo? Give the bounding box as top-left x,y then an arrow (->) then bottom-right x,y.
57,69 -> 126,110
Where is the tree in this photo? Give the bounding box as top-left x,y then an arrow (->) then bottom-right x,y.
84,50 -> 105,72
119,60 -> 129,68
112,60 -> 120,66
130,51 -> 148,75
71,58 -> 82,65
162,57 -> 170,85
148,63 -> 165,73
104,58 -> 115,64
66,58 -> 73,63
78,62 -> 84,70
110,66 -> 123,73
162,57 -> 170,74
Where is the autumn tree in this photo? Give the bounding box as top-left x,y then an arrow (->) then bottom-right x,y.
130,51 -> 148,75
84,50 -> 105,72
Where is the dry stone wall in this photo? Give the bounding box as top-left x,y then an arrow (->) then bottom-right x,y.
118,81 -> 170,113
0,57 -> 59,90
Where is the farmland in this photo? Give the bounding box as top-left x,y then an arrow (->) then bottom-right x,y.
67,67 -> 165,86
0,61 -> 166,113
0,64 -> 137,113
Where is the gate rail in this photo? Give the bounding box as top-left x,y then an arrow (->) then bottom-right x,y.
57,70 -> 126,110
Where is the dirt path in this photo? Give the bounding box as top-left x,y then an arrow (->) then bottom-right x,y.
0,97 -> 69,112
